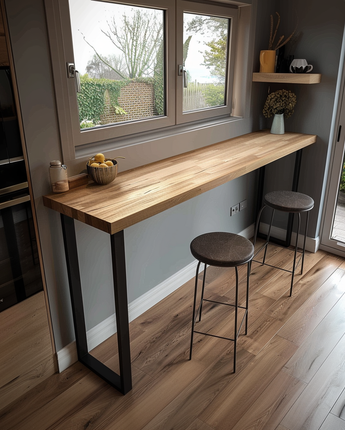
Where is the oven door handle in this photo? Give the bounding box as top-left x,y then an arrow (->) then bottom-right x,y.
0,194 -> 30,210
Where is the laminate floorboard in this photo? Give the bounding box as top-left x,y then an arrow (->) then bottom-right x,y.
1,244 -> 345,430
283,294 -> 345,383
281,334 -> 345,429
230,370 -> 307,430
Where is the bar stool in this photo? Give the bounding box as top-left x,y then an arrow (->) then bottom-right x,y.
253,190 -> 314,296
189,232 -> 254,373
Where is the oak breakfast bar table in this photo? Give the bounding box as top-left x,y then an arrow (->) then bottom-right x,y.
43,130 -> 317,394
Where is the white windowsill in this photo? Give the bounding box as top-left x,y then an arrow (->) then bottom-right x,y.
75,114 -> 244,161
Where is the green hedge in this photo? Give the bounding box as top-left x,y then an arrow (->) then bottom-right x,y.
77,75 -> 163,126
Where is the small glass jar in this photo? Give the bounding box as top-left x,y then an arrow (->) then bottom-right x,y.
49,160 -> 69,193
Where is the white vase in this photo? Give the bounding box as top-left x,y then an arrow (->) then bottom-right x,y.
270,113 -> 285,134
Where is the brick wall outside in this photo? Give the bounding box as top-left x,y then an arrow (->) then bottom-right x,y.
100,82 -> 155,125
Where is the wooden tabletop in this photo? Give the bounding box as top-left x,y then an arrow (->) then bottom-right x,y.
43,130 -> 317,235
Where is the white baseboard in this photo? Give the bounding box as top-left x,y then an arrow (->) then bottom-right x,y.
56,223 -> 313,373
240,223 -> 255,241
258,222 -> 319,253
56,342 -> 78,373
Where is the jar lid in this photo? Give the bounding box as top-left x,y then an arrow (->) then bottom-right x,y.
50,160 -> 62,167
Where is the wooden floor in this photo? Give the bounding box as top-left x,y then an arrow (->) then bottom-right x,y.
2,242 -> 345,429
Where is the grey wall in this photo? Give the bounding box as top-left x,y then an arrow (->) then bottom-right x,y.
5,0 -> 259,351
259,0 -> 345,237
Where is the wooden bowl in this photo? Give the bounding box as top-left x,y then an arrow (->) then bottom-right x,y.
87,159 -> 118,185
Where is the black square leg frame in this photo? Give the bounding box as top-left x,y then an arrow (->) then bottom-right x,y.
60,214 -> 132,394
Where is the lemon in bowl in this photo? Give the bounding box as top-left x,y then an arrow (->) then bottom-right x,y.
87,158 -> 118,185
94,153 -> 106,163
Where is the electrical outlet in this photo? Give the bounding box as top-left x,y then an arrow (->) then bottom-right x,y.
240,199 -> 247,211
230,203 -> 240,216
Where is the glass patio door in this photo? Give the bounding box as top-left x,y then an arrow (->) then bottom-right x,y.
321,67 -> 345,256
330,153 -> 345,243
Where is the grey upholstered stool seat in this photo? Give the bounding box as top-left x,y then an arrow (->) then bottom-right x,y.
264,191 -> 314,213
254,190 -> 314,296
189,232 -> 254,373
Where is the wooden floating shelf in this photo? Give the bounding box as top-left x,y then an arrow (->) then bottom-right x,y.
253,73 -> 322,84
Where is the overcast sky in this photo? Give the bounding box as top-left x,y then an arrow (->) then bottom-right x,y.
69,0 -> 218,83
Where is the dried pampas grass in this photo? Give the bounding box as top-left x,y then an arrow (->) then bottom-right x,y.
268,12 -> 296,51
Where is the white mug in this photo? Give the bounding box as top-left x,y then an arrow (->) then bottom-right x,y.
290,59 -> 313,73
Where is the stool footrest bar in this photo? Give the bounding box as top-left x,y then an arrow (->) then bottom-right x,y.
202,298 -> 247,311
194,331 -> 236,342
193,310 -> 248,342
252,252 -> 303,274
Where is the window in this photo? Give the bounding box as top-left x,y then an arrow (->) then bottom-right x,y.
45,0 -> 252,160
183,13 -> 229,112
69,2 -> 167,129
176,1 -> 236,124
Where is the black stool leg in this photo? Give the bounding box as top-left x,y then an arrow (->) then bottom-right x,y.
263,209 -> 275,265
198,264 -> 207,322
290,213 -> 300,297
253,205 -> 266,250
233,266 -> 239,373
244,261 -> 251,335
190,261 -> 201,360
301,211 -> 310,275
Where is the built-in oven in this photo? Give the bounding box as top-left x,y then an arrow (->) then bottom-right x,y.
0,67 -> 22,160
0,161 -> 43,312
0,66 -> 43,312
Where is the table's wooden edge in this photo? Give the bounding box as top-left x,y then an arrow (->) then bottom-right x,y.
107,133 -> 317,234
43,131 -> 318,235
43,195 -> 113,234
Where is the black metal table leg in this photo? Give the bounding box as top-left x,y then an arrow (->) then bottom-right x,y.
111,230 -> 132,394
60,214 -> 132,394
257,149 -> 303,247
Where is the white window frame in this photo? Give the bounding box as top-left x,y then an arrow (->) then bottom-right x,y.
176,1 -> 237,124
45,0 -> 175,157
44,0 -> 254,165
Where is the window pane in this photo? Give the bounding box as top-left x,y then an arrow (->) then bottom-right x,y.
183,13 -> 229,113
69,1 -> 165,131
